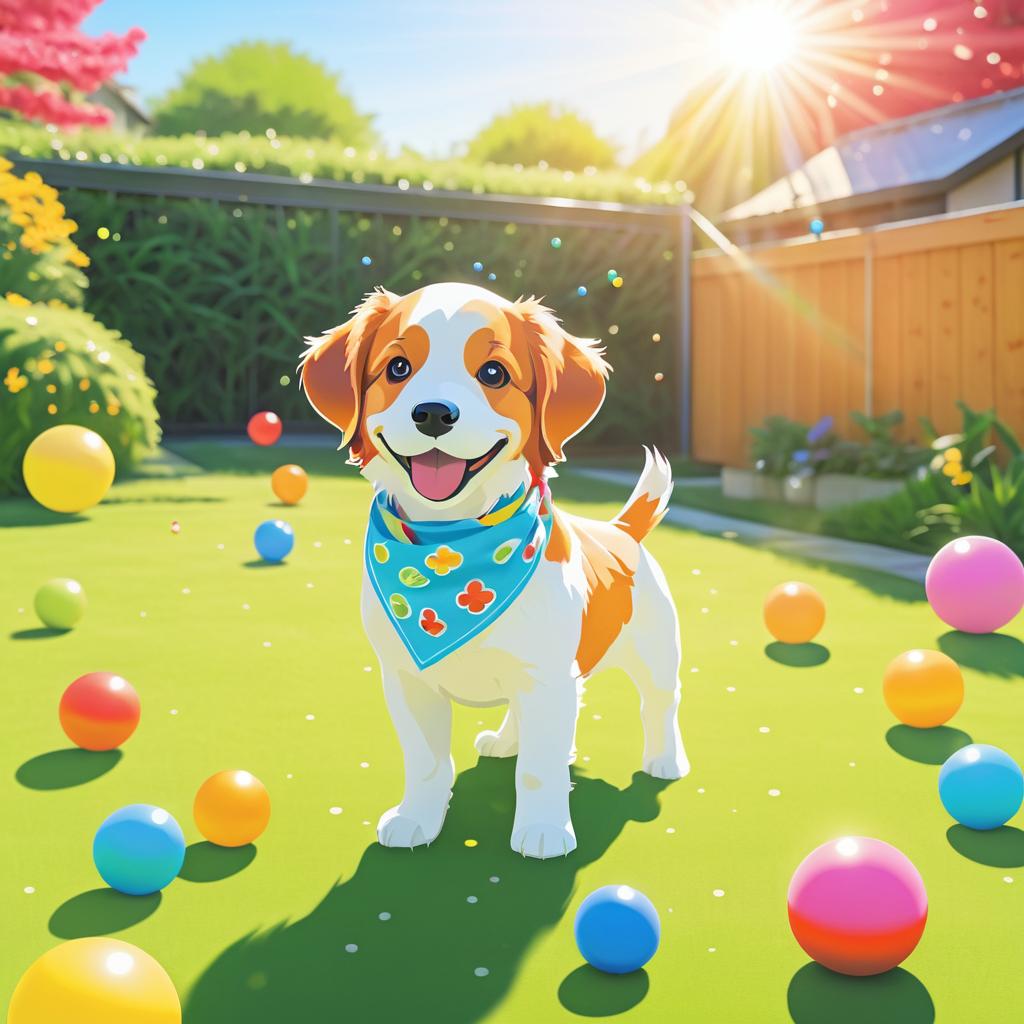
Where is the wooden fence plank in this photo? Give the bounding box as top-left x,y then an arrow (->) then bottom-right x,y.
899,253 -> 930,440
958,243 -> 995,414
927,248 -> 961,433
994,239 -> 1024,437
873,255 -> 903,422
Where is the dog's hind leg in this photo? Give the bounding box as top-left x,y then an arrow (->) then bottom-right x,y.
475,706 -> 519,758
612,551 -> 690,780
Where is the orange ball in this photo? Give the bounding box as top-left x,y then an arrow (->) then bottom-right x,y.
271,464 -> 308,505
764,581 -> 825,644
883,649 -> 964,728
60,673 -> 140,751
193,770 -> 270,847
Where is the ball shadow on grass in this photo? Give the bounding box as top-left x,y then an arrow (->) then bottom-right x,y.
765,642 -> 830,667
937,631 -> 1024,680
10,627 -> 71,640
242,559 -> 285,569
49,888 -> 161,939
885,725 -> 973,766
557,964 -> 650,1017
16,748 -> 122,790
787,963 -> 935,1024
947,825 -> 1024,868
178,842 -> 257,883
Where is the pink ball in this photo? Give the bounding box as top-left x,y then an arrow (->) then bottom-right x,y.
926,536 -> 1024,634
787,837 -> 928,976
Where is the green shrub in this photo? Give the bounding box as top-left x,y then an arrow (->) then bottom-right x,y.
0,122 -> 681,205
53,189 -> 679,447
0,299 -> 160,495
849,410 -> 929,478
750,416 -> 811,477
0,157 -> 88,305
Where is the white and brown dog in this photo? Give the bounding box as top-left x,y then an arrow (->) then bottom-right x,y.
301,282 -> 689,859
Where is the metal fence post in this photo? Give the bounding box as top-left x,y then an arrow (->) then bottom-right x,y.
678,205 -> 693,457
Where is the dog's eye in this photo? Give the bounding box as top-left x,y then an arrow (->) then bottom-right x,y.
386,357 -> 412,383
476,360 -> 510,389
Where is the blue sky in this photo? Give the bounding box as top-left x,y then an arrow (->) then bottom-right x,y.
84,0 -> 716,159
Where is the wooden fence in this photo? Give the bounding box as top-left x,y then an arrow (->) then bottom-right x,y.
691,202 -> 1024,466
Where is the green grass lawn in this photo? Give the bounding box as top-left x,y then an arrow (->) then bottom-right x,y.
3,444 -> 1022,1023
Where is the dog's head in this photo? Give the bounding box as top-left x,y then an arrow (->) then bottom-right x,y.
301,283 -> 609,514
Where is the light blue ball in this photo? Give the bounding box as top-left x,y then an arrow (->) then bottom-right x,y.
550,236 -> 562,249
939,744 -> 1023,830
576,285 -> 588,297
574,884 -> 660,974
93,804 -> 185,895
254,519 -> 294,563
361,255 -> 372,266
809,218 -> 825,236
472,261 -> 483,272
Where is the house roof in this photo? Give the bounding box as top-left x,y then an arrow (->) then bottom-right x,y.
722,86 -> 1024,225
94,80 -> 152,125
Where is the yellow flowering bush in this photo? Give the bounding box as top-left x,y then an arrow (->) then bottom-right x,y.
0,158 -> 89,306
0,297 -> 159,495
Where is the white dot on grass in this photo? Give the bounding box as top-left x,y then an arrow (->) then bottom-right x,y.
759,726 -> 770,734
314,541 -> 323,549
853,687 -> 864,694
708,947 -> 717,953
713,889 -> 725,897
242,603 -> 250,611
592,714 -> 602,721
697,787 -> 705,794
690,667 -> 699,674
722,530 -> 738,539
379,911 -> 391,920
729,640 -> 739,647
181,587 -> 191,595
169,709 -> 178,716
305,714 -> 315,721
701,607 -> 709,614
363,666 -> 372,673
1004,876 -> 1014,884
849,761 -> 857,768
489,876 -> 500,884
306,582 -> 315,589
691,569 -> 701,576
286,773 -> 294,779
360,761 -> 370,768
362,820 -> 371,826
345,944 -> 358,953
726,686 -> 736,693
139,611 -> 147,618
329,806 -> 343,815
709,588 -> 718,595
474,967 -> 489,978
467,896 -> 478,904
24,886 -> 35,894
217,543 -> 225,550
262,641 -> 272,648
17,607 -> 24,614
666,827 -> 676,834
768,788 -> 781,797
582,755 -> 591,763
344,538 -> 352,545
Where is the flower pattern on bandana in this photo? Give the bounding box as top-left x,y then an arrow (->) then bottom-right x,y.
456,579 -> 496,615
425,545 -> 463,575
419,608 -> 447,636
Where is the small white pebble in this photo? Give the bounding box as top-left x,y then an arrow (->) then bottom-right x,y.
344,538 -> 352,545
139,611 -> 147,618
24,886 -> 35,894
690,667 -> 699,674
666,827 -> 676,834
489,876 -> 500,884
708,947 -> 717,953
729,640 -> 739,647
169,709 -> 178,716
697,787 -> 705,794
853,687 -> 864,694
363,666 -> 372,673
306,582 -> 315,589
242,603 -> 250,611
360,761 -> 370,768
759,726 -> 770,734
582,755 -> 591,762
329,806 -> 343,815
286,773 -> 293,779
701,607 -> 709,614
768,788 -> 781,797
362,820 -> 371,826
182,587 -> 191,595
1004,876 -> 1014,884
691,569 -> 701,576
726,686 -> 736,693
314,541 -> 323,549
849,762 -> 857,768
474,967 -> 489,978
592,713 -> 601,720
379,911 -> 391,920
305,714 -> 315,721
467,896 -> 478,904
345,944 -> 358,953
262,641 -> 272,648
713,889 -> 725,897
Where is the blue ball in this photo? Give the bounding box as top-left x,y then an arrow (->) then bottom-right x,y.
361,255 -> 372,267
472,261 -> 484,272
577,285 -> 588,297
487,272 -> 496,281
574,884 -> 660,974
93,804 -> 185,895
254,519 -> 295,563
939,744 -> 1023,830
809,218 -> 825,236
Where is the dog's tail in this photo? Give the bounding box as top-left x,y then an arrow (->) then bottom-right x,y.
613,446 -> 673,542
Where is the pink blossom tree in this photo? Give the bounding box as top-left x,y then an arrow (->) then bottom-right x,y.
0,0 -> 144,128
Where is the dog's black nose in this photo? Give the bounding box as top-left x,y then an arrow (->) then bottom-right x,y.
411,401 -> 459,438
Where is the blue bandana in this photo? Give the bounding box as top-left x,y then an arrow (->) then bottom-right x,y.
365,483 -> 551,668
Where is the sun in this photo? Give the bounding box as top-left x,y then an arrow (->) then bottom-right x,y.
715,2 -> 800,73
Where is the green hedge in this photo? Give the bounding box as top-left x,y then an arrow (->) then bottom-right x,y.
53,188 -> 681,450
0,299 -> 160,495
0,123 -> 686,205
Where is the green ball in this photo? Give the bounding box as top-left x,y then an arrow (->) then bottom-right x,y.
34,578 -> 87,630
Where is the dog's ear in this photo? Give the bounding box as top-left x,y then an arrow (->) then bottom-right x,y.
300,289 -> 396,458
509,297 -> 609,471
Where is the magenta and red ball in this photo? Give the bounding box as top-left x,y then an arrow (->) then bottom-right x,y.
787,836 -> 927,976
247,411 -> 282,447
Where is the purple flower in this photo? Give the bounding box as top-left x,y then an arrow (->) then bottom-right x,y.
807,416 -> 834,444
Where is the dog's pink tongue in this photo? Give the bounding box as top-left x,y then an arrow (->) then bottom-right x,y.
410,450 -> 467,501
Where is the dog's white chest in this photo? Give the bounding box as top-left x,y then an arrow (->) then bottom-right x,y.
362,557 -> 585,704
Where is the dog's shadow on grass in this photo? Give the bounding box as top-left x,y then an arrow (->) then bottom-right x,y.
186,759 -> 669,1023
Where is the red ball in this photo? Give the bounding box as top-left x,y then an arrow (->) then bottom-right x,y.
247,411 -> 282,446
59,673 -> 141,751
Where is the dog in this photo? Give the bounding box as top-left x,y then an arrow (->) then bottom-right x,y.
301,282 -> 689,859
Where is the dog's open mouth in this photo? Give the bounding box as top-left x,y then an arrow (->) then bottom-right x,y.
380,436 -> 508,502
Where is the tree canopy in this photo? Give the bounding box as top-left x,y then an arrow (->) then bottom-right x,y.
465,102 -> 616,172
153,42 -> 374,144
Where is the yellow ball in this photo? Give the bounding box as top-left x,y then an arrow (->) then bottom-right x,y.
194,769 -> 271,847
22,425 -> 115,513
763,581 -> 825,644
8,938 -> 180,1024
271,464 -> 308,505
883,649 -> 964,728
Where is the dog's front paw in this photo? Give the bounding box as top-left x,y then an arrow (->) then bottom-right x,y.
377,805 -> 446,849
643,752 -> 691,780
474,728 -> 518,758
511,822 -> 577,859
